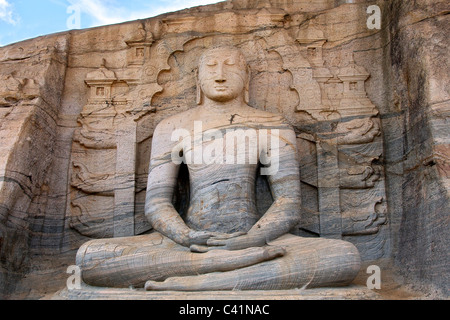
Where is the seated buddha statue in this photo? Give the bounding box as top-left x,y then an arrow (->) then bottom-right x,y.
75,46 -> 361,291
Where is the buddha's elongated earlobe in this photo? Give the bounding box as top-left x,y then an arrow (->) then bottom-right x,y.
196,69 -> 203,105
196,83 -> 203,105
244,79 -> 250,104
244,66 -> 250,104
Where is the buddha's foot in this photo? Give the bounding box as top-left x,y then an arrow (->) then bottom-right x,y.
262,245 -> 286,260
145,245 -> 286,291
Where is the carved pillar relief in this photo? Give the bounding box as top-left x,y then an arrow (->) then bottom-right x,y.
69,30 -> 157,238
292,22 -> 388,259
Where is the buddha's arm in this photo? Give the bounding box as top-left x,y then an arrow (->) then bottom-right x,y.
144,122 -> 192,247
208,126 -> 301,250
252,126 -> 302,241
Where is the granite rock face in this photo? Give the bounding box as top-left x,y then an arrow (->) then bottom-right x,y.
0,0 -> 448,298
387,0 -> 449,296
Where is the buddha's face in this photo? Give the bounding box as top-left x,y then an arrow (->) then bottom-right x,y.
198,47 -> 248,103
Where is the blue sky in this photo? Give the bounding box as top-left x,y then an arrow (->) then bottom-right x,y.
0,0 -> 220,46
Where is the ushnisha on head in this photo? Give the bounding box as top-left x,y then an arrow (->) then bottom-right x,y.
197,46 -> 250,105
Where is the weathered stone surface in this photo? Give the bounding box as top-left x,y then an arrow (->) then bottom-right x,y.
0,0 -> 448,299
386,0 -> 449,296
0,35 -> 69,297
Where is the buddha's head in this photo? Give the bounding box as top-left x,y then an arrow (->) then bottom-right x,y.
197,46 -> 250,105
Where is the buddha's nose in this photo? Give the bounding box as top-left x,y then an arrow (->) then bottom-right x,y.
215,65 -> 226,82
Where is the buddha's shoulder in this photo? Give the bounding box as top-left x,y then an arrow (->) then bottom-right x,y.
155,107 -> 201,129
245,107 -> 282,118
243,106 -> 292,128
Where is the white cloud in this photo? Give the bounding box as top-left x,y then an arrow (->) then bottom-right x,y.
67,0 -> 124,26
68,0 -> 221,27
0,0 -> 17,25
138,0 -> 223,19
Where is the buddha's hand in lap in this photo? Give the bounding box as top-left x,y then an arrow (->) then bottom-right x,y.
190,232 -> 269,253
188,230 -> 246,250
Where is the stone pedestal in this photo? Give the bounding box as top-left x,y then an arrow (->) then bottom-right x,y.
53,284 -> 381,300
